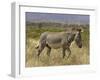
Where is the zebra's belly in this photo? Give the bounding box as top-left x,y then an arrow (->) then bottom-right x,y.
47,42 -> 62,49
46,34 -> 63,49
46,38 -> 62,49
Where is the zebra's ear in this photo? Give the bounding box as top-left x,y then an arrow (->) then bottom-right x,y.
76,28 -> 81,32
76,28 -> 84,32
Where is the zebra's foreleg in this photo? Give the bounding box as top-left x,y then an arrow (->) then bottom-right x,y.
62,48 -> 66,58
66,48 -> 71,59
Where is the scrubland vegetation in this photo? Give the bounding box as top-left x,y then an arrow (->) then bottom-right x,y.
25,22 -> 89,67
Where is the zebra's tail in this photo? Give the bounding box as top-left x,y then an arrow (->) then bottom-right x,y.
35,45 -> 39,49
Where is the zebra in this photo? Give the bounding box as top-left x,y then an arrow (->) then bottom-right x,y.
36,28 -> 82,59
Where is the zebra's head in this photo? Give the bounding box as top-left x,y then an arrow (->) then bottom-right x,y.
75,29 -> 82,48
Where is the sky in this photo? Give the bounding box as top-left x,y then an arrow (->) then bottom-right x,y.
26,12 -> 89,24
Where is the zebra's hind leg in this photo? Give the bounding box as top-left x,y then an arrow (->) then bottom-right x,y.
37,47 -> 44,57
37,40 -> 46,57
46,44 -> 51,56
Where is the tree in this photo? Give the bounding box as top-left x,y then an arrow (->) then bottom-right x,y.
38,23 -> 42,29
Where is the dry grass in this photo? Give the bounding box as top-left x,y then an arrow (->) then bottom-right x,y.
25,24 -> 89,67
25,38 -> 89,67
